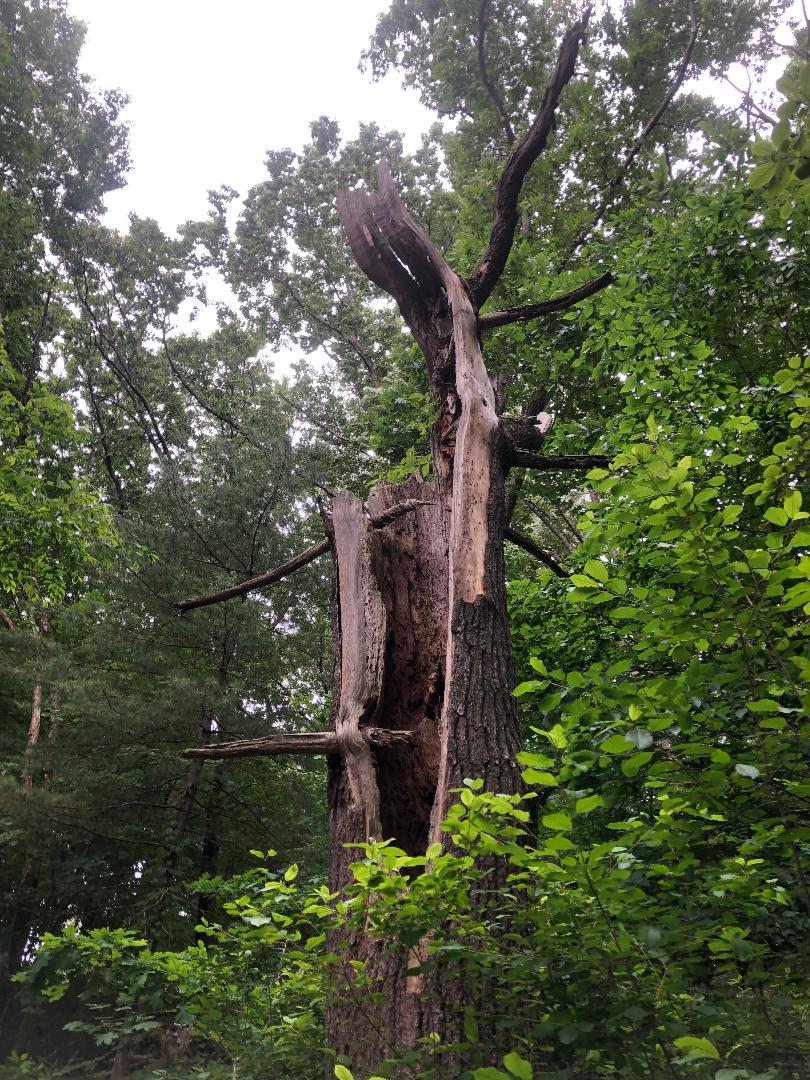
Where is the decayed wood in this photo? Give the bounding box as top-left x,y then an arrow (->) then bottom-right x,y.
331,492 -> 387,842
478,271 -> 613,329
180,727 -> 413,760
466,8 -> 592,306
175,499 -> 431,614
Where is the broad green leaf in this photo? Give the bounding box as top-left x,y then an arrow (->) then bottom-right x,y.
542,812 -> 572,832
673,1036 -> 720,1060
503,1051 -> 532,1079
576,795 -> 605,815
584,558 -> 609,582
600,735 -> 635,754
521,769 -> 558,787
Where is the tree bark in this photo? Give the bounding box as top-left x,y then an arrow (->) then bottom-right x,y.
322,13 -> 592,1071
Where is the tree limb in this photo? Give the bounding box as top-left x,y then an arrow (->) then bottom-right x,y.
0,608 -> 16,631
477,0 -> 515,145
567,0 -> 699,257
466,7 -> 592,307
479,271 -> 612,329
508,450 -> 610,470
175,499 -> 434,613
180,727 -> 413,760
504,526 -> 568,577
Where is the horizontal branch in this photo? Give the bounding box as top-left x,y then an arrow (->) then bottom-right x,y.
508,451 -> 610,471
504,526 -> 568,577
175,498 -> 433,614
479,272 -> 613,330
180,727 -> 414,760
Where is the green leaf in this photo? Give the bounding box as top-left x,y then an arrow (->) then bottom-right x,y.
521,769 -> 558,787
335,1066 -> 355,1080
600,735 -> 635,754
622,751 -> 654,777
576,794 -> 605,815
503,1051 -> 532,1079
748,699 -> 780,712
735,764 -> 760,779
542,812 -> 572,832
584,559 -> 609,582
673,1035 -> 720,1060
517,751 -> 555,768
784,489 -> 803,519
284,863 -> 299,881
764,506 -> 788,526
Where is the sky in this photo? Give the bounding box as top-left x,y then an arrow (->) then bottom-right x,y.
67,0 -> 803,240
67,0 -> 435,233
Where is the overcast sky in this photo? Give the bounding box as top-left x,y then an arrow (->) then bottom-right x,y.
67,0 -> 801,239
67,0 -> 435,233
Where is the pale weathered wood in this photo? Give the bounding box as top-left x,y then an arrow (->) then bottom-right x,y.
332,492 -> 386,842
180,727 -> 413,760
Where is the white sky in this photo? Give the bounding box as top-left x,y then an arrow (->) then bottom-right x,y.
67,0 -> 803,238
67,0 -> 435,233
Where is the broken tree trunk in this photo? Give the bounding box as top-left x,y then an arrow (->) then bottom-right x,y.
176,11 -> 601,1075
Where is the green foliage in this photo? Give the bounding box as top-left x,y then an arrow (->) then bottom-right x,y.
16,865 -> 326,1078
0,325 -> 117,608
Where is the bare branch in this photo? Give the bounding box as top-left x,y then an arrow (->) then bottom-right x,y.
567,0 -> 699,257
477,0 -> 515,145
479,271 -> 612,330
508,451 -> 610,470
466,8 -> 592,307
504,526 -> 568,577
180,727 -> 413,760
176,539 -> 331,614
175,499 -> 434,614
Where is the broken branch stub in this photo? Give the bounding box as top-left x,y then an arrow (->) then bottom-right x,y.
179,727 -> 413,761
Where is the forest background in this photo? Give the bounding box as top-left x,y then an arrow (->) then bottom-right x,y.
0,0 -> 809,1077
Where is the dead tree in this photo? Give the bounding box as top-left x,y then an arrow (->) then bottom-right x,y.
176,9 -> 612,1073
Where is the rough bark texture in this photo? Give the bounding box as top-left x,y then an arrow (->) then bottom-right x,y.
174,14 -> 594,1074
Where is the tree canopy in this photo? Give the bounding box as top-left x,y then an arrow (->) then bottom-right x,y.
0,1 -> 808,1078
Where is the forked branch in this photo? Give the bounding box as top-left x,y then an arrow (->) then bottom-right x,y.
567,0 -> 699,256
477,0 -> 516,145
467,7 -> 592,306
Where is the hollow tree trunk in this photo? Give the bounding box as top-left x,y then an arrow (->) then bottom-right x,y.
175,14 -> 598,1073
326,163 -> 528,1072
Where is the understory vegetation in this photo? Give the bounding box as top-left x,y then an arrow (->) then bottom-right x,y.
1,0 -> 808,1077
